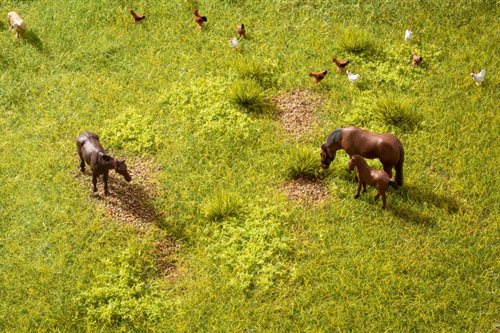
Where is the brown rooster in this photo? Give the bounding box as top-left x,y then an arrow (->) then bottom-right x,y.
411,51 -> 423,66
332,57 -> 349,73
130,10 -> 145,23
194,9 -> 207,29
237,24 -> 246,38
309,70 -> 328,83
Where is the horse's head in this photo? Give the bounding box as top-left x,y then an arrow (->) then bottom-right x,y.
115,158 -> 132,182
320,143 -> 336,169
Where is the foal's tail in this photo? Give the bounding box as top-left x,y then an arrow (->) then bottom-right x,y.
395,146 -> 404,186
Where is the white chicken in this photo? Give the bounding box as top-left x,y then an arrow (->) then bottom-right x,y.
7,12 -> 27,38
346,70 -> 360,84
405,29 -> 413,43
470,69 -> 486,86
229,37 -> 239,49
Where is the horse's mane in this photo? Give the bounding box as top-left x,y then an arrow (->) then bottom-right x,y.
325,128 -> 342,146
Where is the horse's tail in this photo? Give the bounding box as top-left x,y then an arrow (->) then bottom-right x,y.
395,146 -> 404,186
389,179 -> 399,190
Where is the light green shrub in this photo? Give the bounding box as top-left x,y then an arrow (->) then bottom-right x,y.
284,146 -> 321,180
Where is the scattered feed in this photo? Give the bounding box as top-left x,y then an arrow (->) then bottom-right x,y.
273,89 -> 323,135
283,178 -> 329,204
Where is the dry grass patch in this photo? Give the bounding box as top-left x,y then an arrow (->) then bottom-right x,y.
273,89 -> 324,135
283,178 -> 329,204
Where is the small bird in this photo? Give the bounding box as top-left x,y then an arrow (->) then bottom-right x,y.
332,57 -> 349,73
7,12 -> 26,38
237,24 -> 246,38
411,51 -> 423,66
130,10 -> 145,23
346,70 -> 360,84
470,69 -> 486,86
194,9 -> 207,29
309,70 -> 327,83
229,37 -> 239,49
405,29 -> 413,43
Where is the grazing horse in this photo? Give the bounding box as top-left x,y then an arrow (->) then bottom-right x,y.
320,127 -> 404,186
348,155 -> 398,209
77,131 -> 131,196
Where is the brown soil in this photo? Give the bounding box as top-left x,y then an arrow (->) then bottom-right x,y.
273,89 -> 324,135
283,178 -> 329,204
76,156 -> 179,278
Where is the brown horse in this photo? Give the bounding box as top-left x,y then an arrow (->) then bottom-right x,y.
348,155 -> 398,209
77,131 -> 131,196
320,127 -> 404,186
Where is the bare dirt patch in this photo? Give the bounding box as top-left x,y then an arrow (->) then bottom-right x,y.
76,156 -> 180,278
273,89 -> 324,135
283,178 -> 329,204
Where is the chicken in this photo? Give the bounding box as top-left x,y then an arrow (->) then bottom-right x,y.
229,37 -> 239,49
470,69 -> 486,86
7,12 -> 26,38
411,51 -> 422,66
237,24 -> 246,38
309,70 -> 327,83
332,57 -> 349,73
130,10 -> 145,23
346,70 -> 360,84
405,29 -> 413,43
194,9 -> 207,29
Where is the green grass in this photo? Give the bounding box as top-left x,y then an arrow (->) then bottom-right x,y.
1,0 -> 498,332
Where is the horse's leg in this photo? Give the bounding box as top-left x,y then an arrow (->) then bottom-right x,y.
354,180 -> 362,199
78,152 -> 85,172
381,191 -> 387,209
362,182 -> 367,193
103,171 -> 109,196
92,173 -> 98,194
382,163 -> 393,179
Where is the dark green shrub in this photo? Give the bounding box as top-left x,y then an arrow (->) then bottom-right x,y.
375,95 -> 422,131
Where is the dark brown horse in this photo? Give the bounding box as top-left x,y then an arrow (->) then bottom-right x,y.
320,127 -> 404,186
77,131 -> 131,195
348,155 -> 398,209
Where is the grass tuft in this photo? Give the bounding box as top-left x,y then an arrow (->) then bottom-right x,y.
228,79 -> 265,112
337,27 -> 375,54
284,146 -> 321,180
202,190 -> 243,222
375,94 -> 422,131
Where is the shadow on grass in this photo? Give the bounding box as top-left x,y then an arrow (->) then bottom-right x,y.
397,183 -> 459,214
388,202 -> 436,227
22,30 -> 45,52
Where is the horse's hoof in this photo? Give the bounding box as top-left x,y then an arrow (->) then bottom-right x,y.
354,194 -> 360,199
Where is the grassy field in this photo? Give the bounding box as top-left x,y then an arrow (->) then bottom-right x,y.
1,0 -> 498,331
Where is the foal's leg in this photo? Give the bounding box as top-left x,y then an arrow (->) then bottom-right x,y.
381,191 -> 387,209
354,180 -> 362,199
92,173 -> 98,194
362,182 -> 367,193
78,152 -> 85,172
103,171 -> 109,196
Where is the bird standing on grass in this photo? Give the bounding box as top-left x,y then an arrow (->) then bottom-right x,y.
229,37 -> 239,49
346,70 -> 360,84
194,9 -> 207,29
411,51 -> 422,66
237,24 -> 246,38
332,57 -> 349,73
130,10 -> 145,23
405,29 -> 413,42
309,70 -> 328,83
470,69 -> 486,86
7,12 -> 26,38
